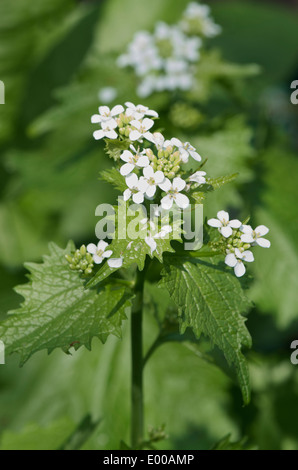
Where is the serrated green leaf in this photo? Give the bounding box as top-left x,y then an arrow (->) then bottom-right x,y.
100,168 -> 127,192
0,242 -> 133,364
160,256 -> 252,404
206,173 -> 238,190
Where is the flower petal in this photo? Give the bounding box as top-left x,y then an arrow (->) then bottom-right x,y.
154,171 -> 165,184
220,226 -> 233,238
189,150 -> 202,162
93,129 -> 104,140
161,195 -> 173,210
129,130 -> 141,141
143,166 -> 154,178
175,193 -> 189,209
120,163 -> 135,176
242,250 -> 254,262
159,178 -> 172,192
146,185 -> 156,198
256,238 -> 271,248
87,243 -> 97,255
97,240 -> 108,251
123,189 -> 131,201
142,118 -> 154,130
126,173 -> 138,189
120,150 -> 133,163
130,120 -> 141,130
102,250 -> 113,258
225,253 -> 237,268
217,210 -> 229,222
234,262 -> 246,278
173,177 -> 186,192
255,225 -> 269,237
133,192 -> 144,204
241,233 -> 254,244
91,114 -> 101,124
137,156 -> 150,168
207,218 -> 222,228
93,255 -> 103,265
229,219 -> 242,229
111,104 -> 124,116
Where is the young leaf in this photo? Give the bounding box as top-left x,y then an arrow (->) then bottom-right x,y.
0,242 -> 133,364
87,201 -> 183,288
160,256 -> 252,404
100,168 -> 127,192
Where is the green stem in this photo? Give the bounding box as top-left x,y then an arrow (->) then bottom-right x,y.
130,261 -> 148,448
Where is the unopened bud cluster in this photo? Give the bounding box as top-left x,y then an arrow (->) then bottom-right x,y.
65,245 -> 94,276
146,147 -> 181,179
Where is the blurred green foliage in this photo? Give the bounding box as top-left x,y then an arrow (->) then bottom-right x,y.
0,0 -> 298,450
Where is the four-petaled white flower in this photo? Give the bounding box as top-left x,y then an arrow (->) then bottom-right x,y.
125,102 -> 158,120
87,240 -> 113,264
240,225 -> 271,248
140,166 -> 165,198
129,118 -> 154,142
159,177 -> 190,210
170,139 -> 201,163
123,173 -> 146,204
120,147 -> 150,176
93,120 -> 118,140
91,105 -> 124,125
225,248 -> 254,278
208,211 -> 241,238
189,171 -> 206,185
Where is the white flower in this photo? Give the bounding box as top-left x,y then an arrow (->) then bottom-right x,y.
144,222 -> 172,254
147,132 -> 171,150
160,177 -> 190,210
98,87 -> 118,104
91,105 -> 124,124
225,248 -> 254,278
208,211 -> 241,238
108,257 -> 123,268
241,225 -> 271,248
189,171 -> 206,185
93,120 -> 118,140
120,147 -> 150,176
170,139 -> 201,163
123,173 -> 146,204
125,102 -> 158,119
87,240 -> 113,265
129,118 -> 155,142
140,166 -> 165,198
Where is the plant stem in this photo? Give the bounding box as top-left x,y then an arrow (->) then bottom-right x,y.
130,262 -> 148,448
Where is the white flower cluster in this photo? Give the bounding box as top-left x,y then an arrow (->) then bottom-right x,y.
180,2 -> 222,37
91,102 -> 205,211
117,2 -> 220,97
90,101 -> 207,259
208,211 -> 270,278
